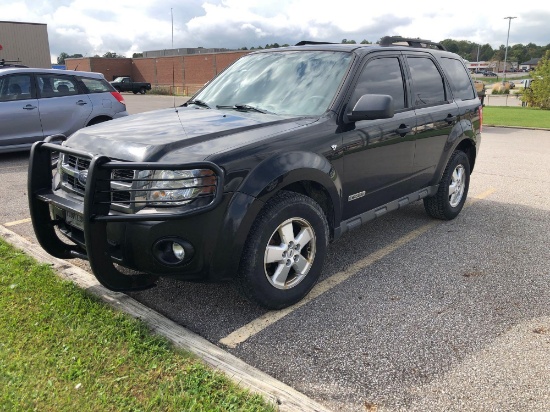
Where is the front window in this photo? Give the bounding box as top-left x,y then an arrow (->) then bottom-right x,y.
193,51 -> 352,116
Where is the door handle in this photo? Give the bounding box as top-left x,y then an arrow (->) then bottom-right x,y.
23,104 -> 37,110
396,124 -> 411,136
76,100 -> 88,106
445,114 -> 457,124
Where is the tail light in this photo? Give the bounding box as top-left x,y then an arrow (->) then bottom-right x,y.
111,91 -> 125,105
479,105 -> 483,133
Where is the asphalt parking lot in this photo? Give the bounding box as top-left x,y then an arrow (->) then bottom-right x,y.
1,95 -> 549,411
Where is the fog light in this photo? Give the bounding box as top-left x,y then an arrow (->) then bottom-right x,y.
152,238 -> 194,266
172,242 -> 185,261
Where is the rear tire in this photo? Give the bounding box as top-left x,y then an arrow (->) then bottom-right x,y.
236,191 -> 329,309
424,150 -> 470,220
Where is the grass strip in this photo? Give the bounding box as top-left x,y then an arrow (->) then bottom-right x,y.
483,106 -> 550,129
0,238 -> 274,412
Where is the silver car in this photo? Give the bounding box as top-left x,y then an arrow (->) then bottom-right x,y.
0,68 -> 128,153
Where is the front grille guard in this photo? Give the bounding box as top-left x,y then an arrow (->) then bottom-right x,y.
28,139 -> 224,292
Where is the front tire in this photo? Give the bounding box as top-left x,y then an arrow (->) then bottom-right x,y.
236,191 -> 329,309
139,87 -> 146,94
424,150 -> 471,220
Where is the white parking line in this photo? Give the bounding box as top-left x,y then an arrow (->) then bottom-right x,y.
219,188 -> 497,349
4,218 -> 32,227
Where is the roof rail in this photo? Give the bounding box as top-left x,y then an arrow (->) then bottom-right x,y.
295,40 -> 337,46
379,36 -> 446,51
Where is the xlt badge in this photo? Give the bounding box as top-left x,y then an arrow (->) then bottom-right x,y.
348,191 -> 366,201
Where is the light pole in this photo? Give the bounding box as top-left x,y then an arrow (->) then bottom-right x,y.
503,16 -> 517,83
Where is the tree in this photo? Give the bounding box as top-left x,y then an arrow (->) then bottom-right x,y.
57,52 -> 83,64
132,52 -> 143,58
341,39 -> 356,44
103,51 -> 123,58
523,50 -> 550,109
360,39 -> 371,44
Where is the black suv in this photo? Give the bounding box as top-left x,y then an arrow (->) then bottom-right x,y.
28,37 -> 481,309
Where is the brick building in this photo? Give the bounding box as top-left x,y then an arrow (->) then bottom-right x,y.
66,50 -> 250,95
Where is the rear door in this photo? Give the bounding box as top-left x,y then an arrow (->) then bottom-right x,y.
0,73 -> 43,148
36,73 -> 93,138
404,53 -> 460,190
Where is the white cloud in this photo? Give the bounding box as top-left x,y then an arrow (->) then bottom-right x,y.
0,0 -> 547,63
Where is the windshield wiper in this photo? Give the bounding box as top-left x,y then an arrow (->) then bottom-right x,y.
216,104 -> 269,114
186,99 -> 211,109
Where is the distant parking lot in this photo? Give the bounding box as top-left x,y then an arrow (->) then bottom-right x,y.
1,96 -> 549,411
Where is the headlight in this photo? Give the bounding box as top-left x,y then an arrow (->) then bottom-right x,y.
145,169 -> 216,206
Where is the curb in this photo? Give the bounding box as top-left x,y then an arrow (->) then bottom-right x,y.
0,225 -> 332,412
484,125 -> 550,131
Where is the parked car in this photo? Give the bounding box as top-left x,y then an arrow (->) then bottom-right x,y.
0,68 -> 128,153
110,77 -> 151,94
28,37 -> 481,309
483,71 -> 498,77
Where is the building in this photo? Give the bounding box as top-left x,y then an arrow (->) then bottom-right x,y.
66,50 -> 251,95
519,58 -> 540,71
143,47 -> 233,58
0,21 -> 51,68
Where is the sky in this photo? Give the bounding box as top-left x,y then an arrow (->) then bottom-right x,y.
2,0 -> 549,63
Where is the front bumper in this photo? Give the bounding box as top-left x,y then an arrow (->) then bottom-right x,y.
28,139 -> 225,291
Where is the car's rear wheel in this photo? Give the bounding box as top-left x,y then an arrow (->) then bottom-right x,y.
236,191 -> 328,309
424,150 -> 470,220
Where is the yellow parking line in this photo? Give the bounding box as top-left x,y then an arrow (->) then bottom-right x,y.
219,187 -> 496,348
4,218 -> 32,227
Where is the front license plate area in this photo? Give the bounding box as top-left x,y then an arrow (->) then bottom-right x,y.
66,210 -> 84,231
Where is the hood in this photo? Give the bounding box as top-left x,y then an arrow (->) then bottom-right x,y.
64,107 -> 307,162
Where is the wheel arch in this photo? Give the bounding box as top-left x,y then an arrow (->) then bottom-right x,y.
454,137 -> 477,173
86,115 -> 112,127
236,151 -> 343,236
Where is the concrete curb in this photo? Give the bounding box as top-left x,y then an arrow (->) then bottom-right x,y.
0,225 -> 332,412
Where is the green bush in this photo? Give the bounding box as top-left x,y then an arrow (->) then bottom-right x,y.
522,50 -> 550,109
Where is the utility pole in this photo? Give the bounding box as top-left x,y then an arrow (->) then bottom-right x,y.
503,16 -> 517,83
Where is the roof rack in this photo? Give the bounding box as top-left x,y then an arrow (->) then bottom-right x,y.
0,58 -> 28,68
295,41 -> 337,46
379,36 -> 446,51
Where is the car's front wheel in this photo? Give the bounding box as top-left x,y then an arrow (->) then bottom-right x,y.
424,150 -> 471,220
236,191 -> 329,309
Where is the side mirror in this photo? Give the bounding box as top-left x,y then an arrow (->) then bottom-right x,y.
346,94 -> 394,122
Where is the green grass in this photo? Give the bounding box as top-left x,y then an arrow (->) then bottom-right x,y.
0,239 -> 274,412
483,106 -> 550,129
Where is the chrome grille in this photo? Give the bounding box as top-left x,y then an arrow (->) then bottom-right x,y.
60,154 -> 134,209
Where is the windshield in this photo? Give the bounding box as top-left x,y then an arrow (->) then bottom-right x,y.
113,77 -> 126,82
193,51 -> 352,116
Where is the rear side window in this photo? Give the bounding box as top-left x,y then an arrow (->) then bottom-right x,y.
407,57 -> 447,107
351,57 -> 407,111
439,57 -> 476,100
78,77 -> 114,93
36,74 -> 80,98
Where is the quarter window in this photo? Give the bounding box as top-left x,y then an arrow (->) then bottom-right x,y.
439,58 -> 476,100
78,77 -> 113,93
351,57 -> 406,111
407,57 -> 446,107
